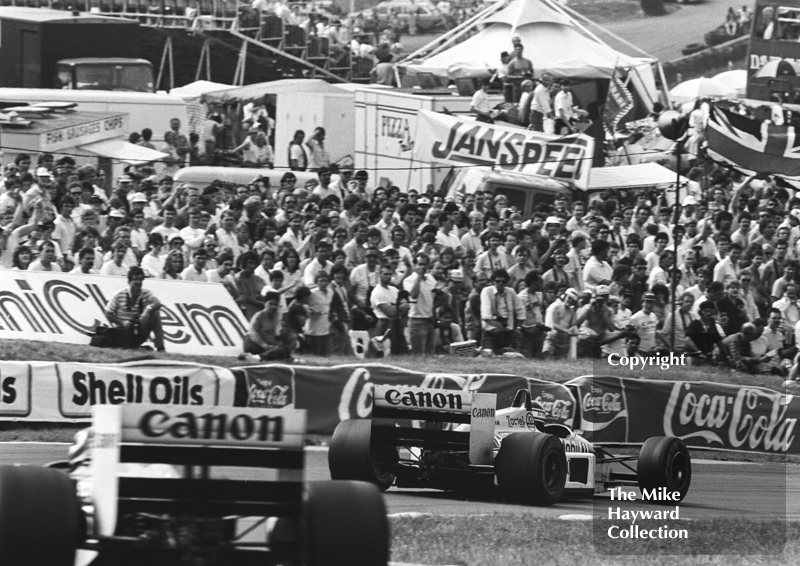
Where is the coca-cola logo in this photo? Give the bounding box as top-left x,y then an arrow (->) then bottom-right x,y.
532,387 -> 574,423
249,383 -> 291,407
338,368 -> 374,421
246,366 -> 294,408
663,382 -> 798,453
582,392 -> 623,414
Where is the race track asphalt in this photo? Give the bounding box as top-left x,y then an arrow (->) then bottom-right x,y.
3,443 -> 797,520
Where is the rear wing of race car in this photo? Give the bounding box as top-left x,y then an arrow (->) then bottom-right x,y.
90,405 -> 307,538
371,385 -> 496,465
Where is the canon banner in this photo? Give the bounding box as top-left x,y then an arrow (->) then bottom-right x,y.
0,271 -> 247,356
413,110 -> 594,189
567,376 -> 800,455
236,364 -> 577,436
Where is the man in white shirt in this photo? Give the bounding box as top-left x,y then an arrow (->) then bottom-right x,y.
181,248 -> 209,282
530,73 -> 554,132
553,81 -> 579,134
629,292 -> 660,354
403,252 -> 438,355
480,268 -> 525,356
470,80 -> 496,123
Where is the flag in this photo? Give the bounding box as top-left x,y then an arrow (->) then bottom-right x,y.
705,105 -> 800,179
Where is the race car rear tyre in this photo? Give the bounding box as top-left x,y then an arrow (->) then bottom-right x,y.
0,465 -> 81,566
495,433 -> 567,506
305,480 -> 390,566
637,436 -> 692,502
329,419 -> 397,491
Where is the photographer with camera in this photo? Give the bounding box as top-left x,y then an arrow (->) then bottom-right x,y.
479,269 -> 525,357
574,285 -> 629,358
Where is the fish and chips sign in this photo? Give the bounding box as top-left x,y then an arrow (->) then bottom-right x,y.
413,110 -> 594,189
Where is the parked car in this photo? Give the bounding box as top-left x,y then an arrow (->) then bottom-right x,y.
350,0 -> 448,34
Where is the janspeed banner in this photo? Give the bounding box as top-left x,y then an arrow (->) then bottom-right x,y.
413,110 -> 594,189
568,376 -> 800,455
236,364 -> 577,436
0,271 -> 247,356
0,361 -> 236,421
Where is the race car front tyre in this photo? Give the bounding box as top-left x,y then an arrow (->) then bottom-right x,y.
305,480 -> 390,566
495,433 -> 567,506
329,419 -> 397,491
637,436 -> 692,502
0,465 -> 82,566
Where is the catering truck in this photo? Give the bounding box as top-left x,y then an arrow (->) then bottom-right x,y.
0,7 -> 152,92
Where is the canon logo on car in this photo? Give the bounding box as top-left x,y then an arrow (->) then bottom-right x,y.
138,410 -> 285,443
384,388 -> 464,410
663,382 -> 797,453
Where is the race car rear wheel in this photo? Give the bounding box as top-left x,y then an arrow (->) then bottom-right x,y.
0,465 -> 81,566
329,419 -> 397,491
495,433 -> 567,506
637,436 -> 692,502
305,480 -> 389,566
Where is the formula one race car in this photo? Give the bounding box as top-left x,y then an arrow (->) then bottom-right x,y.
0,405 -> 389,566
329,385 -> 691,506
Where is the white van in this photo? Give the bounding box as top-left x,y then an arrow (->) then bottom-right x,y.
442,166 -> 571,218
0,88 -> 188,144
173,166 -> 319,189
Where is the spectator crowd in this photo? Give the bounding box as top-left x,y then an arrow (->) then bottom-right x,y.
6,107 -> 800,377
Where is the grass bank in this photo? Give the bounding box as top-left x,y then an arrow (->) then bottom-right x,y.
390,516 -> 799,565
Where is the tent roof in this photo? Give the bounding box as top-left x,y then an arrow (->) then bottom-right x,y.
201,79 -> 347,103
170,80 -> 236,100
402,0 -> 648,79
586,163 -> 687,191
483,0 -> 574,28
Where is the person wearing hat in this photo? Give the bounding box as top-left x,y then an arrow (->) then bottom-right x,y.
542,287 -> 579,358
108,174 -> 134,216
629,291 -> 660,355
479,268 -> 525,357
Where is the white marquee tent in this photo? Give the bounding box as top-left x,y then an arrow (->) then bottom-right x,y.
398,0 -> 659,100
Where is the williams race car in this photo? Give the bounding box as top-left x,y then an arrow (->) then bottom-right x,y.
329,385 -> 691,506
1,405 -> 389,566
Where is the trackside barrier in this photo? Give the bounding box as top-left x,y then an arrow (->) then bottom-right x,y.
3,361 -> 798,455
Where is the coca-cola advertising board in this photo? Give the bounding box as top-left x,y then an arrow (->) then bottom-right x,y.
234,365 -> 295,409
237,364 -> 576,436
569,375 -> 800,455
566,376 -> 629,442
652,381 -> 798,454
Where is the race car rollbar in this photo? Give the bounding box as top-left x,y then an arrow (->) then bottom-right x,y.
0,405 -> 389,566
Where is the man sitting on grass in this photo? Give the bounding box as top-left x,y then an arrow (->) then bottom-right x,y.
104,267 -> 165,352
